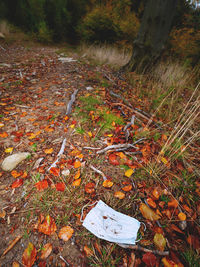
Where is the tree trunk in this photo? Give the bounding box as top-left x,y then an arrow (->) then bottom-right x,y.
121,0 -> 178,73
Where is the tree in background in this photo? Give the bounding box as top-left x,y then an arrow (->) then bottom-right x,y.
121,0 -> 178,73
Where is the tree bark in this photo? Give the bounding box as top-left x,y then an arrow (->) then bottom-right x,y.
121,0 -> 178,73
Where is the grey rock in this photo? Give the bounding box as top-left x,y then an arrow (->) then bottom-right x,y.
1,152 -> 31,171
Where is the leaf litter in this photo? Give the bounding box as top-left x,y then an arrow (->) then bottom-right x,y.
0,44 -> 199,266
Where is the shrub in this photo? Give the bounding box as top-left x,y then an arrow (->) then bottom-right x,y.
80,8 -> 121,44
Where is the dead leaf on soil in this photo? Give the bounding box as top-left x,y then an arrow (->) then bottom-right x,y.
38,215 -> 57,235
153,233 -> 166,251
22,242 -> 37,267
139,203 -> 161,221
114,191 -> 125,199
40,243 -> 52,259
58,226 -> 74,241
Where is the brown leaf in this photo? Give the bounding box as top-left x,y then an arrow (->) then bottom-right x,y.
40,243 -> 52,259
22,242 -> 37,267
142,252 -> 157,266
103,180 -> 113,188
85,182 -> 95,194
139,203 -> 160,221
114,191 -> 125,199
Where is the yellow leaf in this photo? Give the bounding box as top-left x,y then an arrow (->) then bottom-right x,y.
125,168 -> 134,177
44,148 -> 54,154
72,178 -> 81,187
153,233 -> 166,251
5,147 -> 13,153
161,157 -> 168,165
139,203 -> 161,221
88,131 -> 93,137
178,212 -> 186,221
103,180 -> 113,188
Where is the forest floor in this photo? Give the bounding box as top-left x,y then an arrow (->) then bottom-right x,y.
0,43 -> 199,267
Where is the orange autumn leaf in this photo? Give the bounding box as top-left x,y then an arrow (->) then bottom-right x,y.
38,215 -> 57,235
140,203 -> 161,221
22,242 -> 37,267
114,191 -> 125,199
109,154 -> 119,166
35,180 -> 48,191
0,132 -> 8,138
84,245 -> 93,257
74,170 -> 81,180
58,226 -> 74,241
162,257 -> 178,267
21,171 -> 28,179
103,180 -> 113,188
49,167 -> 60,176
11,170 -> 23,178
85,182 -> 95,194
72,178 -> 81,187
40,243 -> 52,260
178,212 -> 186,221
152,188 -> 160,200
74,160 -> 81,168
44,148 -> 53,154
122,184 -> 132,192
64,115 -> 69,121
168,199 -> 178,208
147,197 -> 157,209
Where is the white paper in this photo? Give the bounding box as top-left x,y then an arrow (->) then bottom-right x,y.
83,200 -> 140,245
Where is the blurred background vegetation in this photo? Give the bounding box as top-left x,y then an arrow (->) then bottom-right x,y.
0,0 -> 199,66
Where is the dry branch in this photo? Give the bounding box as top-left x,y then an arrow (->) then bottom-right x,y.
119,244 -> 169,256
66,89 -> 79,115
1,235 -> 22,257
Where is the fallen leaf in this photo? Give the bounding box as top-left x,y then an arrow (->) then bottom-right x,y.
178,212 -> 186,221
49,167 -> 60,176
161,157 -> 168,165
108,154 -> 119,166
162,257 -> 177,267
147,198 -> 157,209
5,147 -> 13,153
125,168 -> 134,177
103,180 -> 113,188
55,183 -> 65,192
35,180 -> 48,191
74,160 -> 81,168
122,184 -> 132,192
153,233 -> 166,251
74,170 -> 81,180
40,243 -> 52,259
12,261 -> 20,267
11,179 -> 23,188
72,178 -> 81,187
11,170 -> 23,178
152,188 -> 160,200
58,226 -> 74,241
22,242 -> 37,267
142,252 -> 157,266
38,215 -> 57,235
168,199 -> 178,208
114,191 -> 125,199
0,209 -> 6,218
85,182 -> 95,193
88,131 -> 93,137
0,122 -> 4,127
0,132 -> 8,138
84,245 -> 93,257
44,148 -> 54,154
139,203 -> 161,221
21,171 -> 28,179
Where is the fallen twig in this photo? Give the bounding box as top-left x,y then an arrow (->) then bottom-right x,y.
66,89 -> 79,115
1,235 -> 22,257
14,104 -> 31,109
90,165 -> 107,181
48,138 -> 66,171
119,244 -> 169,256
97,138 -> 144,154
0,45 -> 6,51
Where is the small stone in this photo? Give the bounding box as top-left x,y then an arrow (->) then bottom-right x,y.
1,152 -> 31,171
62,169 -> 70,176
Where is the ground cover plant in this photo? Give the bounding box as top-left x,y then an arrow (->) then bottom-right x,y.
0,40 -> 199,266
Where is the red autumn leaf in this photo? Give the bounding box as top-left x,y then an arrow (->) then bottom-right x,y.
35,180 -> 48,191
142,252 -> 157,266
108,154 -> 119,166
85,182 -> 95,194
168,199 -> 178,208
11,179 -> 23,188
38,215 -> 57,235
49,167 -> 60,176
22,242 -> 37,267
55,183 -> 65,192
